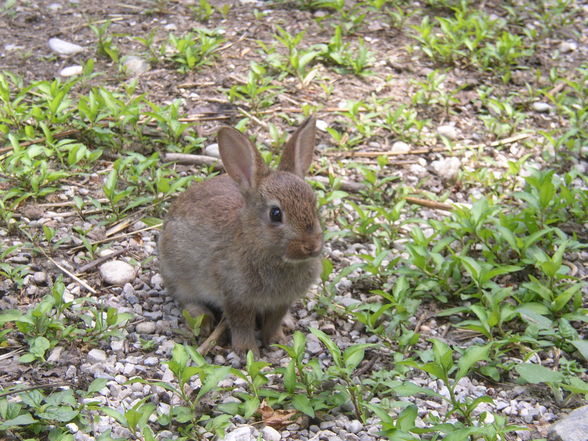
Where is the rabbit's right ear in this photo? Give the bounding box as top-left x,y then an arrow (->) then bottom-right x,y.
218,127 -> 268,190
279,115 -> 316,178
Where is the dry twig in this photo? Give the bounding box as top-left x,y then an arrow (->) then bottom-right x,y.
197,319 -> 228,356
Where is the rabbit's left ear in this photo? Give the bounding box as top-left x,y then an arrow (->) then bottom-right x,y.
218,127 -> 268,190
279,116 -> 316,178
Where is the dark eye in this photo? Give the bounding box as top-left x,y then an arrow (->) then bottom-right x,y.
269,206 -> 282,223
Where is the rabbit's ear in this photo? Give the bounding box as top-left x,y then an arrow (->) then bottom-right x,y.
218,127 -> 267,189
279,116 -> 316,178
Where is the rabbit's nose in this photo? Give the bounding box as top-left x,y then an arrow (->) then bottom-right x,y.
302,240 -> 322,257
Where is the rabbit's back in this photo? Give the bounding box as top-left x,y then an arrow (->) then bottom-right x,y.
158,176 -> 243,308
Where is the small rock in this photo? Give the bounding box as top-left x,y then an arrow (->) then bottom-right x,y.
65,365 -> 77,379
262,425 -> 281,441
136,321 -> 156,334
316,119 -> 328,132
99,260 -> 136,285
151,273 -> 163,289
204,143 -> 220,158
391,141 -> 411,154
59,65 -> 83,77
222,425 -> 255,441
144,356 -> 158,366
33,271 -> 47,285
88,349 -> 107,363
548,405 -> 588,441
48,38 -> 83,55
346,420 -> 363,434
123,363 -> 136,376
111,340 -> 124,352
66,422 -> 78,433
532,102 -> 552,113
560,41 -> 577,53
123,55 -> 150,76
437,125 -> 458,140
408,163 -> 428,178
431,157 -> 461,181
47,346 -> 64,363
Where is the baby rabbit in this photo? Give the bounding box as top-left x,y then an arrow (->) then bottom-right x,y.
158,116 -> 323,356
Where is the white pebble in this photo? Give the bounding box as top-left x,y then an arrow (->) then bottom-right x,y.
123,55 -> 149,76
48,38 -> 84,55
560,41 -> 577,53
431,157 -> 461,181
204,143 -> 220,158
261,425 -> 281,441
531,102 -> 551,113
99,260 -> 136,285
437,125 -> 458,140
87,349 -> 107,363
222,425 -> 255,441
391,141 -> 411,154
136,321 -> 156,334
316,119 -> 329,132
59,65 -> 83,77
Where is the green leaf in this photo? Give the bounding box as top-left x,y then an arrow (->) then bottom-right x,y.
292,394 -> 315,418
397,405 -> 418,431
515,364 -> 564,384
310,328 -> 342,367
100,407 -> 127,426
197,366 -> 231,401
456,344 -> 491,380
0,413 -> 37,427
0,310 -> 33,325
37,405 -> 79,422
570,340 -> 588,360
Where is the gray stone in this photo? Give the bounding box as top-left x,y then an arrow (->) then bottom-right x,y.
47,346 -> 64,363
144,356 -> 158,366
431,157 -> 461,181
33,271 -> 47,285
204,143 -> 220,158
262,425 -> 281,441
48,38 -> 83,55
222,425 -> 255,441
123,55 -> 149,76
548,405 -> 588,441
99,260 -> 135,285
88,349 -> 107,363
346,420 -> 363,434
437,125 -> 458,140
136,321 -> 156,334
391,141 -> 411,154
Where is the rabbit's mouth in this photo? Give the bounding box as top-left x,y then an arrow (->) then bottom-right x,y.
283,237 -> 323,262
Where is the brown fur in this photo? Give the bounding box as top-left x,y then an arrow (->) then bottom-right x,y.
158,117 -> 323,356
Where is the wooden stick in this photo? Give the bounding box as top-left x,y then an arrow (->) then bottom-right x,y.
76,247 -> 133,274
404,197 -> 454,211
197,319 -> 228,356
46,254 -> 97,295
162,153 -> 222,168
0,382 -> 71,399
324,133 -> 532,158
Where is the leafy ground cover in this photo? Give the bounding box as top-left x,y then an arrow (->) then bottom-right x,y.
0,0 -> 587,440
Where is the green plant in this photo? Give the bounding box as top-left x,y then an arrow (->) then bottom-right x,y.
90,20 -> 121,63
165,29 -> 225,73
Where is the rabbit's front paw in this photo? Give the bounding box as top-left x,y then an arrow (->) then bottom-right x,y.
231,332 -> 260,358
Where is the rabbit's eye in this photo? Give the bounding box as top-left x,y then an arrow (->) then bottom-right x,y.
269,206 -> 282,223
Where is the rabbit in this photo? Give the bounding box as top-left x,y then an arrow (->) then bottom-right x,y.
158,116 -> 323,356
